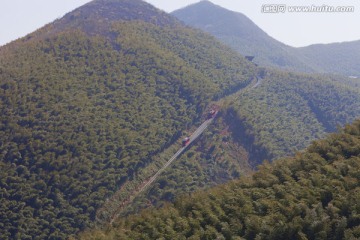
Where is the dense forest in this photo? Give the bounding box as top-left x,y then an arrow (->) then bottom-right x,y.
230,70 -> 360,162
103,109 -> 254,220
1,0 -> 360,239
81,119 -> 360,239
115,67 -> 360,220
0,1 -> 256,238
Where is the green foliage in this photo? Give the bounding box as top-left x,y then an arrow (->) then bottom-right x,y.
96,108 -> 254,223
298,41 -> 360,76
231,70 -> 360,161
122,64 -> 360,216
83,119 -> 360,239
1,1 -> 359,239
0,15 -> 254,239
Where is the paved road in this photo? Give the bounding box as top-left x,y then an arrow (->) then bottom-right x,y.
137,76 -> 264,195
109,76 -> 263,224
251,77 -> 263,89
138,117 -> 215,194
108,116 -> 215,224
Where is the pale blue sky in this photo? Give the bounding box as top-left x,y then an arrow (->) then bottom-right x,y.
0,0 -> 359,47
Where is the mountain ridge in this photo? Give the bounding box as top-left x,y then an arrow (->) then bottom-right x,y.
172,1 -> 360,76
297,40 -> 360,76
172,1 -> 314,72
3,0 -> 180,49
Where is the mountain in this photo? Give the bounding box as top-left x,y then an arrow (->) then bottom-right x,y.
172,1 -> 313,72
227,70 -> 360,162
172,1 -> 360,76
298,40 -> 360,76
1,0 -> 360,239
122,67 -> 360,218
81,119 -> 360,240
12,0 -> 179,42
0,0 -> 256,238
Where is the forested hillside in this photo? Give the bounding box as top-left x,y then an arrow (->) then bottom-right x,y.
298,40 -> 360,76
81,119 -> 360,240
106,109 -> 254,219
121,67 -> 360,217
1,1 -> 360,239
173,1 -> 360,76
0,0 -> 256,238
93,66 -> 360,223
172,1 -> 313,72
229,70 -> 360,162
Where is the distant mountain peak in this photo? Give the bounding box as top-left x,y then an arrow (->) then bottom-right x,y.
173,0 -> 360,75
27,0 -> 179,43
187,0 -> 218,7
172,1 -> 315,72
173,1 -> 265,38
61,0 -> 177,25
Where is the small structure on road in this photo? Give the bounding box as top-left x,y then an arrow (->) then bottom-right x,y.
207,109 -> 217,119
182,137 -> 190,146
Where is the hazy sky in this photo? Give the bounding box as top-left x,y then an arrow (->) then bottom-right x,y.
0,0 -> 359,47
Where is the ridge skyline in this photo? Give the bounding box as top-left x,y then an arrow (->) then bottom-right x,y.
1,0 -> 360,47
